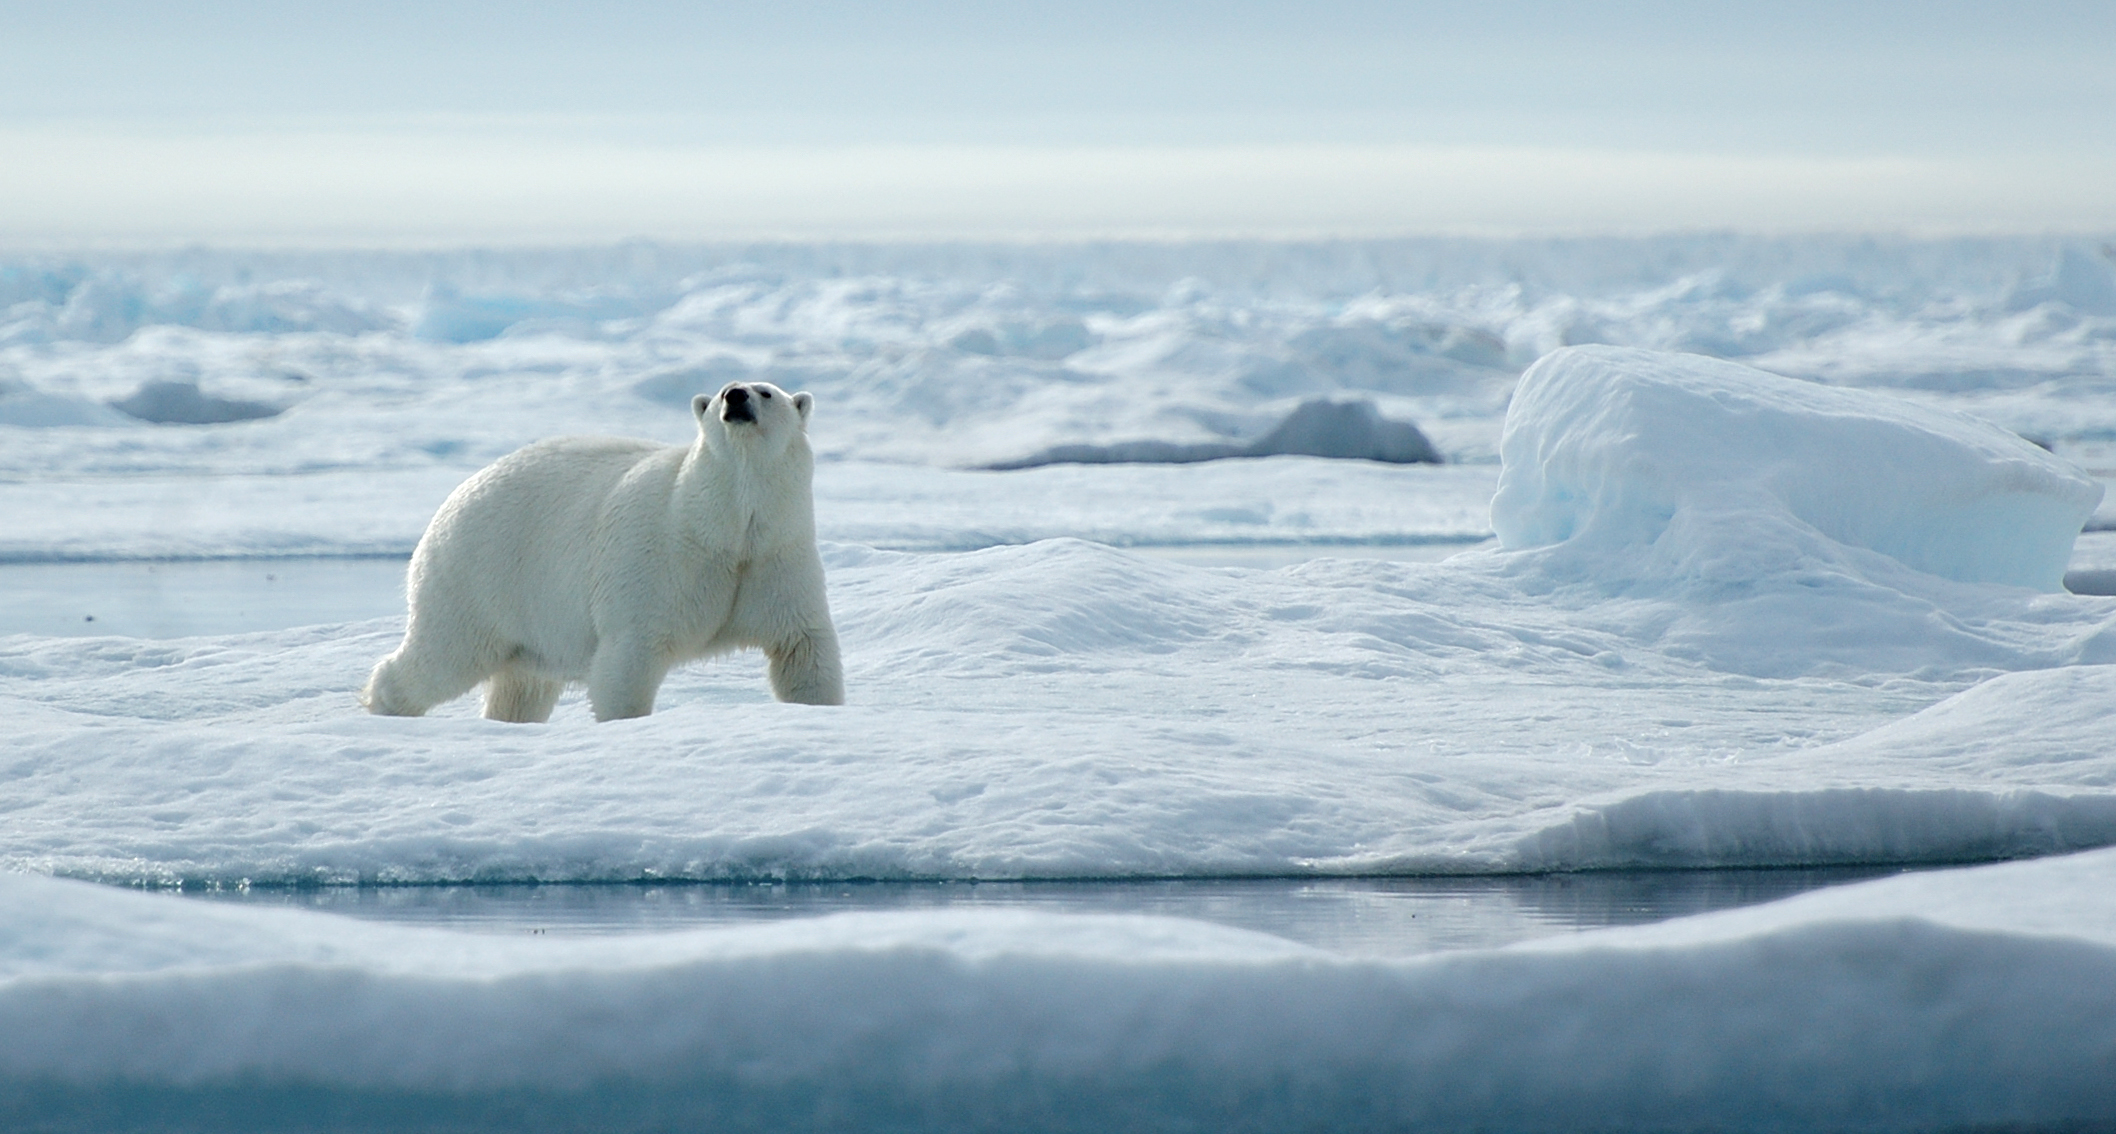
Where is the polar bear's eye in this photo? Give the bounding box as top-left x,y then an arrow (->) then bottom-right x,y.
758,390 -> 772,399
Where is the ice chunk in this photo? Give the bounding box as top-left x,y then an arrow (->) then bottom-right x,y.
2006,244 -> 2116,316
1247,398 -> 1441,463
987,398 -> 1439,469
1492,346 -> 2101,591
50,277 -> 153,344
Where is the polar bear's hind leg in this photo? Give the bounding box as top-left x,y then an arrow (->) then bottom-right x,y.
587,639 -> 671,722
484,667 -> 564,723
361,638 -> 488,717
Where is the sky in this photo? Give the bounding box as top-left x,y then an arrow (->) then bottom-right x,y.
3,1 -> 2114,246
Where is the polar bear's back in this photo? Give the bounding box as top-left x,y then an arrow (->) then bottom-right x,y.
408,436 -> 676,670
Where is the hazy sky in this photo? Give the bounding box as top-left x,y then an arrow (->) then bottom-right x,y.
4,1 -> 2113,245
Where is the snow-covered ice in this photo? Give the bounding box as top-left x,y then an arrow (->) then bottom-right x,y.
0,239 -> 2111,872
5,528 -> 2115,884
5,851 -> 2116,1130
4,236 -> 2116,1128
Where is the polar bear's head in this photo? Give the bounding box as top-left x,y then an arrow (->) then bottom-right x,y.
692,381 -> 814,455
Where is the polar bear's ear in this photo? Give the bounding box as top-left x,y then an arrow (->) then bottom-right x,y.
792,391 -> 814,422
691,393 -> 713,419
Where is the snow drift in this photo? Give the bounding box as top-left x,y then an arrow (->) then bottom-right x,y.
1492,345 -> 2102,592
5,850 -> 2116,1132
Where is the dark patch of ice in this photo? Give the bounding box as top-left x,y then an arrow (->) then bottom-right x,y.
2066,569 -> 2116,596
109,380 -> 284,425
985,398 -> 1440,470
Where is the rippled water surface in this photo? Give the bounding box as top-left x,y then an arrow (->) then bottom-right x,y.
189,868 -> 1909,957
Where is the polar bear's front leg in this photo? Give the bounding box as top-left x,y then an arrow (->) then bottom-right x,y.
587,640 -> 671,721
766,626 -> 845,706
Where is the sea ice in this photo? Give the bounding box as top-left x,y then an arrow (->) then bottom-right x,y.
4,533 -> 2110,883
0,245 -> 2109,885
4,236 -> 2116,1130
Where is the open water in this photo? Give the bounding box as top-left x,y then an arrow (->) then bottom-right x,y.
186,868 -> 1909,957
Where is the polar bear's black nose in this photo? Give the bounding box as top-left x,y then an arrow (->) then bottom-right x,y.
721,385 -> 756,423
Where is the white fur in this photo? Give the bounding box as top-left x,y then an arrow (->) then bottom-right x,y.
363,381 -> 844,721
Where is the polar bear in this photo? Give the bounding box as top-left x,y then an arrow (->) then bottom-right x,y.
362,380 -> 844,721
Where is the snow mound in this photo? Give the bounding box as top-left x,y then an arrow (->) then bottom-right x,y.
986,398 -> 1439,469
6,851 -> 2116,1131
1517,664 -> 2116,870
1493,346 -> 2101,591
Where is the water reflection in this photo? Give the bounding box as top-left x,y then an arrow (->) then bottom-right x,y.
191,867 -> 1907,958
0,557 -> 408,639
7,543 -> 1478,639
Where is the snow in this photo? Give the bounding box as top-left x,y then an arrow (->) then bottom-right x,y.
4,534 -> 2112,885
0,239 -> 2109,885
5,852 -> 2116,1129
3,235 -> 2116,1127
